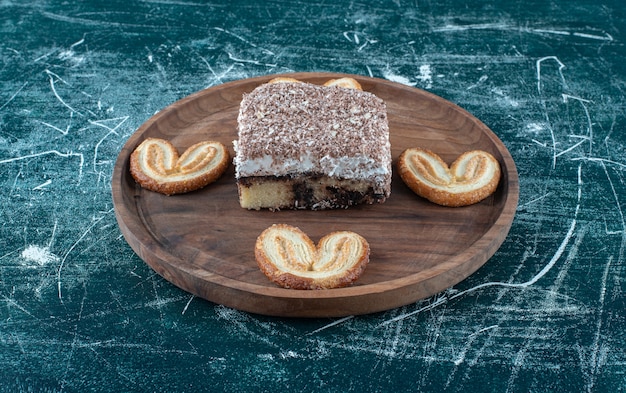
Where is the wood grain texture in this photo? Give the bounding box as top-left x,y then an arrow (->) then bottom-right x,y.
111,72 -> 519,317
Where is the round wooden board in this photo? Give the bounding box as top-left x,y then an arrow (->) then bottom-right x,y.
111,72 -> 519,318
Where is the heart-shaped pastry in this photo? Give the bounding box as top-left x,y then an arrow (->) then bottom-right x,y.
323,77 -> 363,90
268,76 -> 362,90
130,138 -> 229,195
255,224 -> 370,290
267,76 -> 303,84
398,147 -> 501,207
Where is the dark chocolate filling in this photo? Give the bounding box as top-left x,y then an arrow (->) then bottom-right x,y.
237,174 -> 387,210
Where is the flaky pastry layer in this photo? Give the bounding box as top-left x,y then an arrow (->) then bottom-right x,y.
255,224 -> 370,290
130,138 -> 229,195
398,147 -> 501,207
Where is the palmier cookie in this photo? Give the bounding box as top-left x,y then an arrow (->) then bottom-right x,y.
267,77 -> 302,84
130,138 -> 229,195
323,77 -> 363,90
255,224 -> 370,290
267,76 -> 362,90
398,148 -> 501,207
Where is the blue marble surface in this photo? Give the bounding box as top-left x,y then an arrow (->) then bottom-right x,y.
1,1 -> 625,391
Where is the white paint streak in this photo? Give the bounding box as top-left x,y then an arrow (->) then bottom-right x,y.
467,75 -> 488,90
432,23 -> 613,42
446,325 -> 499,388
308,316 -> 354,335
585,256 -> 612,392
572,32 -> 614,41
571,157 -> 626,170
89,116 -> 127,182
378,297 -> 448,327
518,192 -> 553,210
536,56 -> 567,168
182,295 -> 195,315
57,209 -> 113,301
382,71 -> 416,86
39,120 -> 70,135
525,122 -> 547,134
417,64 -> 433,88
32,179 -> 52,190
0,82 -> 28,112
0,150 -> 85,182
562,94 -> 594,155
433,22 -> 510,32
492,87 -> 519,107
21,245 -> 60,266
555,139 -> 587,159
45,69 -> 84,116
227,52 -> 277,67
536,56 -> 567,93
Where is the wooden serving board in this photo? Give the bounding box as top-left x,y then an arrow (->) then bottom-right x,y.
111,72 -> 519,317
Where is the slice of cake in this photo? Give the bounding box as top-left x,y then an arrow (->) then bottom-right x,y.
234,78 -> 391,210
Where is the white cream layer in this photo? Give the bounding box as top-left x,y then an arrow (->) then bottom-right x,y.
234,146 -> 390,182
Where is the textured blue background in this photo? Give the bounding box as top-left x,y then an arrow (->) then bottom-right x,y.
1,1 -> 625,391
